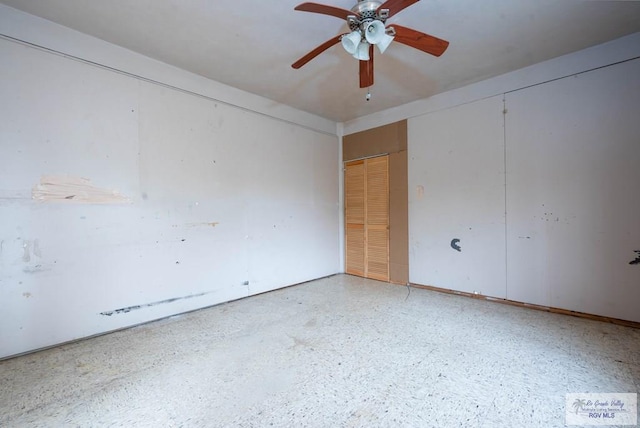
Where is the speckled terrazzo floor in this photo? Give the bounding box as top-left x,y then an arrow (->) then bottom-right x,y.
1,274 -> 638,427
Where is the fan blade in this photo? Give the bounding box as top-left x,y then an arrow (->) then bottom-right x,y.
391,24 -> 449,57
376,0 -> 419,19
359,45 -> 374,88
294,2 -> 357,20
292,34 -> 344,69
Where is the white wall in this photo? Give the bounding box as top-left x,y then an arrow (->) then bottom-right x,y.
409,95 -> 506,298
505,58 -> 640,321
405,36 -> 640,322
0,9 -> 339,359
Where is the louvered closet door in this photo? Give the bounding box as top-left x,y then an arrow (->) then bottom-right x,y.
345,160 -> 365,276
365,156 -> 389,281
344,156 -> 389,282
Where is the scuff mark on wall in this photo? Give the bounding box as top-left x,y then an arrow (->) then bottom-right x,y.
186,222 -> 219,228
99,291 -> 211,316
32,176 -> 130,204
23,265 -> 49,274
629,251 -> 640,266
451,239 -> 462,252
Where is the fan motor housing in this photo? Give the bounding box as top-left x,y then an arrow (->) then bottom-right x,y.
351,0 -> 383,19
349,0 -> 386,31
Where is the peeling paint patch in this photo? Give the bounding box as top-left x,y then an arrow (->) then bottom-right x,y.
32,175 -> 130,204
99,291 -> 210,316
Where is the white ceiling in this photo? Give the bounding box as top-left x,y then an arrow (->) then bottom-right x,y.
2,0 -> 640,122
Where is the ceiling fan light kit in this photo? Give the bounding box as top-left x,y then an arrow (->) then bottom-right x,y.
341,31 -> 362,55
354,41 -> 371,61
292,0 -> 449,90
364,20 -> 394,53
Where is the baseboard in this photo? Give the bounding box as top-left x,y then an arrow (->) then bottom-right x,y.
408,283 -> 640,329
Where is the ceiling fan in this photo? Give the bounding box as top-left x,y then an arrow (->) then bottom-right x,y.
291,0 -> 449,89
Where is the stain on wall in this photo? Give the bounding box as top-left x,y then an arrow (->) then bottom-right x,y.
32,175 -> 130,204
630,251 -> 640,265
451,239 -> 462,252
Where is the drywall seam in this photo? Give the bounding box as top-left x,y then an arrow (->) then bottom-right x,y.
0,4 -> 336,136
0,33 -> 336,138
341,32 -> 640,134
503,95 -> 509,299
346,54 -> 640,134
503,56 -> 640,95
